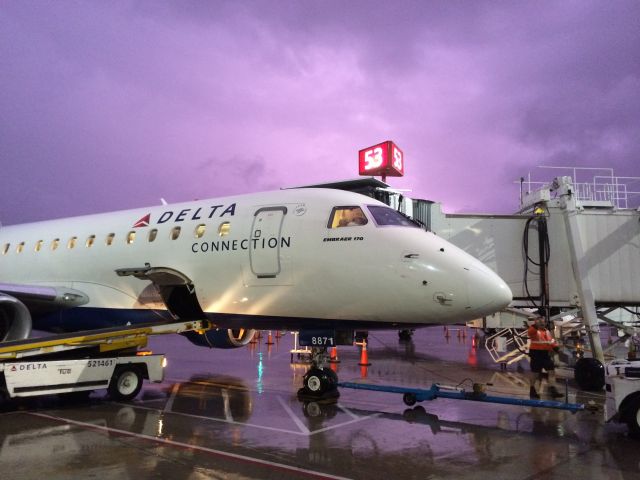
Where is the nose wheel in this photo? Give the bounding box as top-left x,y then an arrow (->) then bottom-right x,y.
298,347 -> 340,400
398,329 -> 414,342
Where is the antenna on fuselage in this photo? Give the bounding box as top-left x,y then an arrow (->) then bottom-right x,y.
160,198 -> 168,206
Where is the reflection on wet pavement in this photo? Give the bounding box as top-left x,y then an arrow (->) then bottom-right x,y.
1,327 -> 638,479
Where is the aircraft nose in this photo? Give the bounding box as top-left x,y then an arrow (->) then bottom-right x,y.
465,262 -> 512,316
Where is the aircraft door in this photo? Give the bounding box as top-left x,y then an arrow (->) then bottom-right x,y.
250,206 -> 287,278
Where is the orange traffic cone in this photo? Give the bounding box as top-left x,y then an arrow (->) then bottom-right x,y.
266,331 -> 274,345
444,326 -> 450,338
358,341 -> 371,366
328,346 -> 340,363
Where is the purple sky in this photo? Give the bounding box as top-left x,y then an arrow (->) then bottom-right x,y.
1,1 -> 639,225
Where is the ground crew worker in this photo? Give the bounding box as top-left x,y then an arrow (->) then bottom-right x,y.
528,317 -> 563,399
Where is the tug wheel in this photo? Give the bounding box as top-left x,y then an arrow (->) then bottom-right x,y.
626,396 -> 640,438
403,392 -> 417,406
574,357 -> 605,391
109,367 -> 143,401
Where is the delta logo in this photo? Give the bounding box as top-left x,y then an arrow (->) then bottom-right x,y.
132,203 -> 236,228
133,214 -> 151,228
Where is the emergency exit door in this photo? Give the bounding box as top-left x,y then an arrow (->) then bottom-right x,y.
250,206 -> 287,278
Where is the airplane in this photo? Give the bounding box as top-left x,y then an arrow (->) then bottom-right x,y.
0,186 -> 512,396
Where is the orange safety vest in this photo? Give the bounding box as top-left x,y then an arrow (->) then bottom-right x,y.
528,326 -> 557,351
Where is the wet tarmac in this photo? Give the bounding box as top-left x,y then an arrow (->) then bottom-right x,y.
1,327 -> 638,480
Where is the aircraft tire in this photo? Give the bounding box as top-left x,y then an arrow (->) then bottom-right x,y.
398,330 -> 413,341
325,367 -> 338,386
303,367 -> 335,395
108,367 -> 143,401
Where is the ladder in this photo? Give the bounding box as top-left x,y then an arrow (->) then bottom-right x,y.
485,328 -> 529,367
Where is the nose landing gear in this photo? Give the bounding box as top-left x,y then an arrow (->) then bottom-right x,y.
298,347 -> 340,400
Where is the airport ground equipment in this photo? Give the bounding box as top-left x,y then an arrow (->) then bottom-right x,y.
604,359 -> 640,437
0,353 -> 164,401
337,382 -> 585,413
0,320 -> 210,401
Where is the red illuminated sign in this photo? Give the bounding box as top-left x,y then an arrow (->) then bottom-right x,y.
358,141 -> 404,178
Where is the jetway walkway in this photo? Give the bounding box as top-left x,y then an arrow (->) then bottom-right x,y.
428,173 -> 639,365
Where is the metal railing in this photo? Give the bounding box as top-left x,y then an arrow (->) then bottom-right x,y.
519,166 -> 640,209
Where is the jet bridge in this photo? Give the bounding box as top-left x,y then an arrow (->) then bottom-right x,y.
428,172 -> 640,367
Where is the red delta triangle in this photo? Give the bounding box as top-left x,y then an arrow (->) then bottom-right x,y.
133,213 -> 151,228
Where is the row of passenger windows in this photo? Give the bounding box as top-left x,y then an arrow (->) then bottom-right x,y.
1,222 -> 231,256
2,205 -> 415,256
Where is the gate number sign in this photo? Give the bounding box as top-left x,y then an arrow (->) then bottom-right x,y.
358,141 -> 404,177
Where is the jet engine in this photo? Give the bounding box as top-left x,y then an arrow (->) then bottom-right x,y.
182,328 -> 256,349
0,294 -> 32,342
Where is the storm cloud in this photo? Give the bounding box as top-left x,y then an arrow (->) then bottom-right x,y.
1,1 -> 638,224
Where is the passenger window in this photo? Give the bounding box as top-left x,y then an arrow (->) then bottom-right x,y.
51,238 -> 60,251
195,224 -> 206,238
126,231 -> 136,244
68,237 -> 77,249
328,206 -> 368,228
2,243 -> 9,255
35,240 -> 43,252
170,226 -> 181,240
148,229 -> 158,242
16,242 -> 25,254
86,235 -> 96,248
218,222 -> 230,236
106,233 -> 115,246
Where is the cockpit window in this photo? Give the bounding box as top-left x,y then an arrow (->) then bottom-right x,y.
327,206 -> 369,228
367,205 -> 420,227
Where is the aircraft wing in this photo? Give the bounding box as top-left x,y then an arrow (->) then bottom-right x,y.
0,282 -> 89,315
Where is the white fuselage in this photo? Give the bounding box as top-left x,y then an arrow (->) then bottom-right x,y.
0,188 -> 512,330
